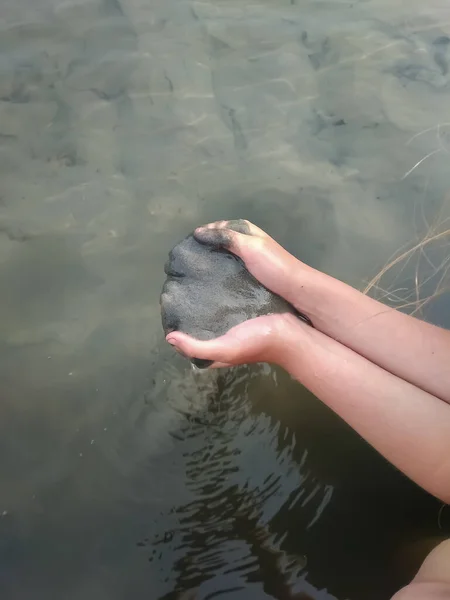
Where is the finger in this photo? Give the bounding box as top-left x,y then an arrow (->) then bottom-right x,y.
194,222 -> 264,259
166,331 -> 240,364
227,220 -> 268,239
193,225 -> 241,253
197,219 -> 266,238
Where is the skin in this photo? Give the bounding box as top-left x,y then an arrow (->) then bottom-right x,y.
166,219 -> 450,599
160,227 -> 305,369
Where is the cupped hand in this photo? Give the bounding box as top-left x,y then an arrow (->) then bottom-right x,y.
166,312 -> 299,368
165,219 -> 307,368
190,219 -> 304,305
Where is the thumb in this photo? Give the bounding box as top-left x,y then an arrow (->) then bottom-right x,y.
166,315 -> 281,366
166,330 -> 241,365
193,219 -> 265,261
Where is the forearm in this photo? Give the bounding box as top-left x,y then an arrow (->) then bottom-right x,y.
279,316 -> 450,504
288,262 -> 450,404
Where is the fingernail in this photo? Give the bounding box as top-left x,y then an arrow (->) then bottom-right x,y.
166,338 -> 177,346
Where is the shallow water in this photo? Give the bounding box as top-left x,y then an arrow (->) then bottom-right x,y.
1,0 -> 450,598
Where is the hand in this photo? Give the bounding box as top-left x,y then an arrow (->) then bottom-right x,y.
166,312 -> 300,369
189,219 -> 307,306
165,219 -> 306,368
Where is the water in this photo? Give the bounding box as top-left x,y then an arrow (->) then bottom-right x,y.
1,0 -> 450,598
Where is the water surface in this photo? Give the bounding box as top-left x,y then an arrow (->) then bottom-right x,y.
1,1 -> 450,599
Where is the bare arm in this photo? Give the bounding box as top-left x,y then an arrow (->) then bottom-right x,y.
279,315 -> 450,505
167,220 -> 450,502
193,220 -> 450,403
168,310 -> 450,504
289,264 -> 450,405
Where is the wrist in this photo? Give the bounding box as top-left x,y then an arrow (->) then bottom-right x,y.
272,313 -> 311,370
278,258 -> 321,315
289,262 -> 346,326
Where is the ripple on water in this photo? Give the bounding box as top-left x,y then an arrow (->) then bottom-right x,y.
131,363 -> 334,598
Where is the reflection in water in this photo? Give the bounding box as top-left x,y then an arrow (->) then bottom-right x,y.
143,366 -> 327,599
0,0 -> 450,599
